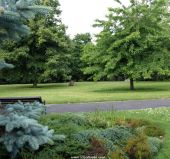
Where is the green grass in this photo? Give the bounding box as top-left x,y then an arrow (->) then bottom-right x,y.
85,107 -> 170,159
0,81 -> 170,104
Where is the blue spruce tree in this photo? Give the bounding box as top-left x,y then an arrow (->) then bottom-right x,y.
0,102 -> 55,158
0,0 -> 51,69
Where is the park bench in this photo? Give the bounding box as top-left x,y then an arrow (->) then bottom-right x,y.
0,96 -> 45,108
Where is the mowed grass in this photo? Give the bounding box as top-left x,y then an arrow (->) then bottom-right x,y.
0,81 -> 170,104
87,107 -> 170,159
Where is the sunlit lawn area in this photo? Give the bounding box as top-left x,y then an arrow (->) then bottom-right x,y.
0,81 -> 170,104
90,107 -> 170,159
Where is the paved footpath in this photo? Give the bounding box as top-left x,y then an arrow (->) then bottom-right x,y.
46,99 -> 170,113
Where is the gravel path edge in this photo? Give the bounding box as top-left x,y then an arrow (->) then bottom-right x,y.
46,99 -> 170,113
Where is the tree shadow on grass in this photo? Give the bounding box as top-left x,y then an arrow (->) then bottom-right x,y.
12,83 -> 69,89
93,87 -> 169,93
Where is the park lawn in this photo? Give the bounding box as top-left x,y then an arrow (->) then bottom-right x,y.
86,107 -> 170,159
0,81 -> 170,104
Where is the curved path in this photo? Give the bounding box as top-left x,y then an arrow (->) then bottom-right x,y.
46,98 -> 170,113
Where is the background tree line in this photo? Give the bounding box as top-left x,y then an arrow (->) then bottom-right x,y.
0,0 -> 170,89
0,0 -> 92,86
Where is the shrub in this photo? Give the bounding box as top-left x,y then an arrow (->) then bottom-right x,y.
100,126 -> 134,147
39,114 -> 91,135
125,135 -> 151,159
126,119 -> 150,128
67,131 -> 112,157
148,137 -> 162,156
0,102 -> 54,158
144,125 -> 165,137
0,143 -> 9,159
21,147 -> 64,159
63,130 -> 97,156
70,126 -> 134,155
108,148 -> 129,159
38,114 -> 164,159
43,121 -> 83,136
85,137 -> 108,156
4,101 -> 46,119
115,118 -> 150,128
40,114 -> 90,127
86,112 -> 110,129
88,117 -> 108,128
63,136 -> 89,157
23,132 -> 89,158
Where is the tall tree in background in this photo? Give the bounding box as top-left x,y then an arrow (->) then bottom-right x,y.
82,0 -> 170,90
70,33 -> 92,81
2,0 -> 72,86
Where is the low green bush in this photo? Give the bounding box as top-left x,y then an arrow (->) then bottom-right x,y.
125,134 -> 151,159
115,118 -> 150,128
21,147 -> 64,159
108,148 -> 129,159
40,114 -> 90,128
148,137 -> 163,156
100,126 -> 134,147
39,114 -> 91,135
85,137 -> 108,156
144,125 -> 165,137
7,112 -> 164,159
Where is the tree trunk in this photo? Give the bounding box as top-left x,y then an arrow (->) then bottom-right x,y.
33,82 -> 37,88
130,78 -> 135,90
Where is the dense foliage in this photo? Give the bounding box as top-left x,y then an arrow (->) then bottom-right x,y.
1,0 -> 72,86
70,33 -> 92,81
0,102 -> 54,158
15,113 -> 163,159
0,0 -> 170,85
82,0 -> 170,89
0,105 -> 166,159
0,0 -> 50,41
0,0 -> 50,70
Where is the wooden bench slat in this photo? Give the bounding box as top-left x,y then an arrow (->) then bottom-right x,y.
0,96 -> 45,106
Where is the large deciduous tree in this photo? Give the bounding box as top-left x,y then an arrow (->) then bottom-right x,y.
2,0 -> 72,86
82,0 -> 170,90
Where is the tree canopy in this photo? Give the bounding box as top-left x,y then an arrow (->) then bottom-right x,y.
82,0 -> 170,90
1,0 -> 72,86
70,33 -> 92,81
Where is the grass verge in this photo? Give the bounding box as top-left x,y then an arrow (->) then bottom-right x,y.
0,81 -> 170,104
